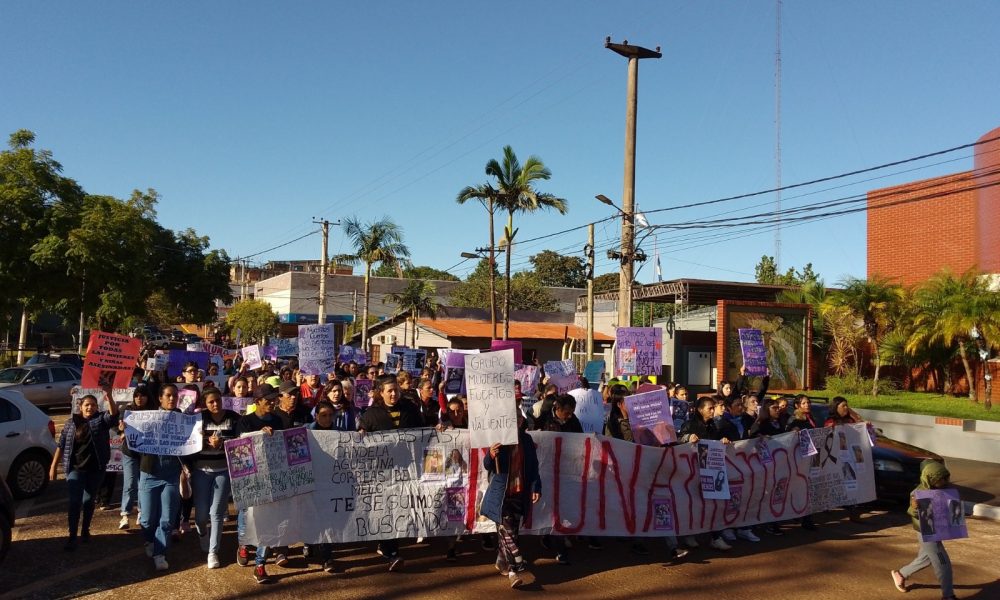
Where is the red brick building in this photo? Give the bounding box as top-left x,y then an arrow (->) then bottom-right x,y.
868,125 -> 1000,286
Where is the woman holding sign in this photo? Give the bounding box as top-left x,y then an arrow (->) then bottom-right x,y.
118,385 -> 152,530
49,391 -> 120,551
138,383 -> 184,571
891,460 -> 957,599
679,397 -> 734,552
189,388 -> 239,569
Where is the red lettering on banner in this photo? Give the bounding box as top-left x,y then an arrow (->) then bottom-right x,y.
680,452 -> 699,531
597,439 -> 641,532
769,449 -> 792,517
734,451 -> 764,522
722,453 -> 749,526
789,444 -> 811,514
465,448 -> 480,531
552,436 -> 591,534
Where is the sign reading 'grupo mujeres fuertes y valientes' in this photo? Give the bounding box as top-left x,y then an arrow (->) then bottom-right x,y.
464,349 -> 518,447
615,327 -> 662,376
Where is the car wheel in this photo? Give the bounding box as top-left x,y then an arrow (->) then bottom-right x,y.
8,452 -> 49,499
0,511 -> 10,565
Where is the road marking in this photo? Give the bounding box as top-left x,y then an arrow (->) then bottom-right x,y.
0,545 -> 144,599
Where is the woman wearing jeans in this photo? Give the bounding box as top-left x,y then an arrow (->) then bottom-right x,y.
138,383 -> 183,571
49,392 -> 120,550
118,385 -> 152,530
190,388 -> 239,569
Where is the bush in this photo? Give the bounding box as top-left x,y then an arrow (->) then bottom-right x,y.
824,373 -> 898,396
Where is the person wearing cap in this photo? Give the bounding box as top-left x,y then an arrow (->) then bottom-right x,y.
275,380 -> 313,428
117,385 -> 153,530
190,388 -> 239,569
237,383 -> 287,584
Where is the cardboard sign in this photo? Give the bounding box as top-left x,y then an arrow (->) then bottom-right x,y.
274,337 -> 299,357
614,327 -> 662,376
569,387 -> 606,434
465,350 -> 518,448
225,427 -> 317,510
697,439 -> 730,500
624,388 -> 676,445
123,410 -> 202,456
241,345 -> 263,371
914,488 -> 968,542
738,328 -> 768,376
489,340 -> 522,365
82,331 -> 141,389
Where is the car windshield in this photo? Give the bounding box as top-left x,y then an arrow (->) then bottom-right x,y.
0,368 -> 27,383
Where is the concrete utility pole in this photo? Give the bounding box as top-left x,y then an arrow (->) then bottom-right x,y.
586,223 -> 595,360
312,218 -> 335,324
605,37 -> 661,329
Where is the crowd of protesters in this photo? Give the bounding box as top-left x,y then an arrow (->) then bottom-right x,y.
46,345 -> 952,595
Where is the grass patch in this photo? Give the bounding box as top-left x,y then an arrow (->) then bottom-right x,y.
794,390 -> 1000,422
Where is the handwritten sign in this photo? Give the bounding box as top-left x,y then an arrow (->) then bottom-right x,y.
569,387 -> 607,434
465,349 -> 518,447
697,439 -> 730,500
123,410 -> 202,456
490,340 -> 522,365
624,388 -> 676,445
615,327 -> 661,376
82,331 -> 141,389
146,353 -> 168,372
914,488 -> 967,542
241,345 -> 263,371
298,324 -> 335,375
225,427 -> 317,510
274,337 -> 299,357
738,328 -> 768,376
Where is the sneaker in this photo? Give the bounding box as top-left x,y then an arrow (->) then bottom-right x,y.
388,555 -> 404,572
275,553 -> 290,567
631,542 -> 649,555
709,537 -> 732,551
153,555 -> 169,571
555,552 -> 570,565
671,547 -> 690,560
890,570 -> 907,593
509,569 -> 535,588
767,524 -> 784,536
237,545 -> 250,567
416,536 -> 425,544
495,559 -> 510,576
588,538 -> 603,550
144,542 -> 154,558
322,559 -> 338,574
199,532 -> 210,553
253,565 -> 272,584
207,553 -> 221,569
119,515 -> 131,530
683,536 -> 699,549
446,548 -> 457,562
720,529 -> 737,542
736,528 -> 760,542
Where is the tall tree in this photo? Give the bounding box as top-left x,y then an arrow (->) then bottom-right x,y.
907,269 -> 1000,406
486,146 -> 567,339
335,217 -> 410,351
225,299 -> 279,344
530,250 -> 586,288
456,183 -> 500,339
383,279 -> 439,348
832,276 -> 904,396
450,259 -> 557,312
755,255 -> 819,286
593,272 -> 620,293
374,263 -> 459,281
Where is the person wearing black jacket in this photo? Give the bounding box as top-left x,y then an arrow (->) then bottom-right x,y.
749,399 -> 785,438
415,378 -> 441,427
785,394 -> 819,531
484,407 -> 541,589
357,375 -> 421,571
735,365 -> 770,400
532,394 -> 580,563
679,396 -> 734,551
275,381 -> 313,428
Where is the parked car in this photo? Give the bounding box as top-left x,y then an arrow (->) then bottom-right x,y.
798,396 -> 943,503
170,329 -> 186,342
0,364 -> 82,409
184,333 -> 202,344
0,478 -> 13,565
24,352 -> 84,369
144,333 -> 170,349
0,389 -> 56,499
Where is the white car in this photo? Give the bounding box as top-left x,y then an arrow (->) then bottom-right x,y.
0,390 -> 56,498
144,334 -> 170,349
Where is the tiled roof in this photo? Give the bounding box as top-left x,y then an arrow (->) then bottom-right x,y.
420,319 -> 614,341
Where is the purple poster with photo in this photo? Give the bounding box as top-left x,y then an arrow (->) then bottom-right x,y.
283,428 -> 311,466
615,327 -> 662,376
225,437 -> 257,478
738,328 -> 768,377
353,379 -> 373,410
623,388 -> 676,446
914,488 -> 968,542
223,396 -> 254,414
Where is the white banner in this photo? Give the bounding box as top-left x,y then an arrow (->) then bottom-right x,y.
123,410 -> 203,456
246,423 -> 876,546
225,427 -> 316,510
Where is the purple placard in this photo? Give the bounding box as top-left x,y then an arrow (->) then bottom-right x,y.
490,340 -> 522,365
262,345 -> 278,361
167,350 -> 210,378
614,327 -> 662,376
738,328 -> 768,377
225,437 -> 257,478
914,488 -> 967,542
223,396 -> 254,414
353,379 -> 373,410
446,487 -> 466,522
623,388 -> 676,445
283,428 -> 311,466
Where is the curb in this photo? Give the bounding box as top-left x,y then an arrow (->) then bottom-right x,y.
963,500 -> 1000,521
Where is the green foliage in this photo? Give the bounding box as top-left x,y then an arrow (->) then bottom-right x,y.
593,272 -> 619,293
450,259 -> 557,312
374,263 -> 458,281
824,373 -> 898,396
383,279 -> 439,347
530,250 -> 586,288
225,299 -> 278,344
755,255 -> 819,286
806,391 -> 1000,422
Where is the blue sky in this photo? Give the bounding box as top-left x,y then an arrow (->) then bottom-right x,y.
3,1 -> 998,286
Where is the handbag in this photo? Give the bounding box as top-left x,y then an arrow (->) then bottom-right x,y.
179,468 -> 192,500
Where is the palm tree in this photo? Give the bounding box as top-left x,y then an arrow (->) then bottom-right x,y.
832,275 -> 904,396
907,269 -> 1000,405
383,279 -> 439,348
486,146 -> 567,339
335,217 -> 410,352
456,183 -> 499,339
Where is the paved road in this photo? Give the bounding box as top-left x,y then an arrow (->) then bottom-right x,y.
7,410 -> 994,599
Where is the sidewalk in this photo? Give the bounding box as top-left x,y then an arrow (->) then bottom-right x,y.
942,456 -> 1000,520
